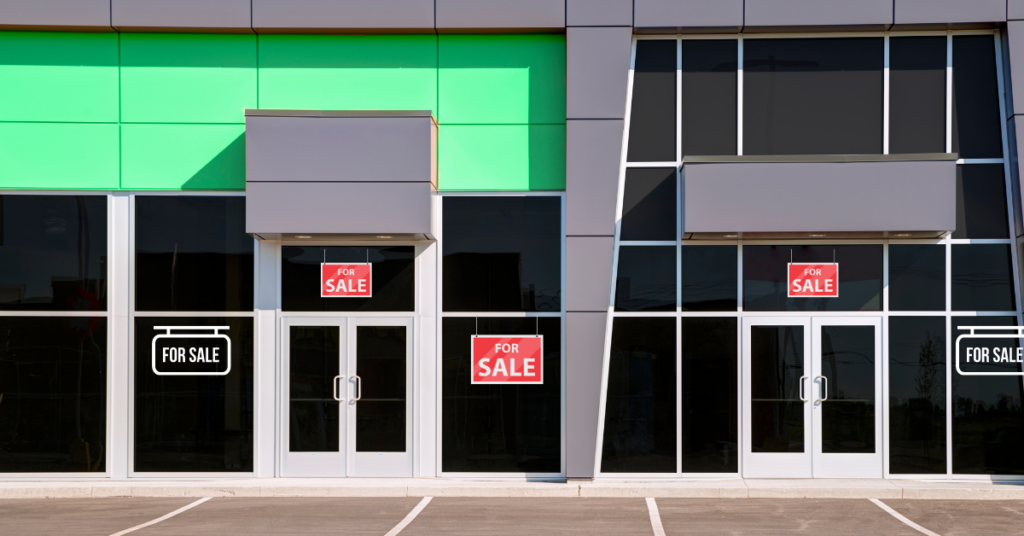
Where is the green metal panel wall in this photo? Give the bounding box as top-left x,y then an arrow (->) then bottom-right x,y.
0,31 -> 565,191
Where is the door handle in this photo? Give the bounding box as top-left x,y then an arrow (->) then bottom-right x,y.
333,375 -> 345,402
352,375 -> 362,402
798,375 -> 809,402
815,375 -> 828,402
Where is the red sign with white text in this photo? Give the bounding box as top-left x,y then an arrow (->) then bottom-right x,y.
471,336 -> 543,384
321,263 -> 372,298
788,263 -> 838,298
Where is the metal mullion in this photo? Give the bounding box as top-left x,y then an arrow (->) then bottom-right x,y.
619,241 -> 677,247
737,37 -> 744,156
0,310 -> 111,317
440,312 -> 563,318
132,311 -> 256,317
883,33 -> 890,155
624,161 -> 679,168
946,32 -> 953,154
957,158 -> 1004,164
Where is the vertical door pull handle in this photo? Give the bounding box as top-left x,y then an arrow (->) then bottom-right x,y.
352,375 -> 362,401
333,375 -> 345,401
798,375 -> 809,402
815,375 -> 828,402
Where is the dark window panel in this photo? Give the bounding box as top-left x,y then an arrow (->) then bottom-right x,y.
0,317 -> 107,473
819,326 -> 876,454
620,168 -> 676,241
680,317 -> 737,472
680,40 -> 737,156
888,244 -> 945,311
951,316 -> 1024,474
954,164 -> 1009,239
615,246 -> 676,312
952,35 -> 1003,160
134,317 -> 254,473
282,246 -> 414,312
680,246 -> 737,311
951,244 -> 1016,311
0,195 -> 107,311
442,197 -> 561,313
750,325 -> 805,453
889,37 -> 946,154
135,196 -> 254,312
743,245 -> 882,311
602,317 -> 677,473
441,317 -> 561,473
289,326 -> 340,453
743,38 -> 883,156
627,40 -> 676,162
355,325 -> 407,453
888,316 -> 946,474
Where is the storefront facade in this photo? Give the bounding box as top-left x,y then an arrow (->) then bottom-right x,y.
0,0 -> 1023,482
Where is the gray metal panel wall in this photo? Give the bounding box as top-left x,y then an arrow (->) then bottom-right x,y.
0,0 -> 111,29
567,237 -> 614,312
566,312 -> 607,478
435,0 -> 565,30
744,0 -> 893,29
681,161 -> 956,234
1010,116 -> 1024,238
894,0 -> 1006,25
633,0 -> 743,30
252,0 -> 435,31
1012,0 -> 1024,21
566,120 -> 623,236
566,0 -> 633,27
112,0 -> 252,31
1009,22 -> 1024,117
567,27 -> 632,119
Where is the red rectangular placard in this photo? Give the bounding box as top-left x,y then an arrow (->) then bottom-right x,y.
788,263 -> 838,298
321,263 -> 372,298
471,335 -> 543,384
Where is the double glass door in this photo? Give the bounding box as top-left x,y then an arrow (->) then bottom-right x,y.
742,317 -> 882,478
281,317 -> 412,477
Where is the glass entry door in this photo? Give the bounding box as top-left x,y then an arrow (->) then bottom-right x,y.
742,317 -> 882,478
281,317 -> 413,477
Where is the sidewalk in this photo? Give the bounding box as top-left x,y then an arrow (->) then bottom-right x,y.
1,478 -> 1022,500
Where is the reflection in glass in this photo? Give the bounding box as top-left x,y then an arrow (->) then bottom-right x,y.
602,317 -> 676,473
0,195 -> 107,311
680,246 -> 737,311
744,245 -> 882,311
951,244 -> 1015,312
952,35 -> 1003,159
355,326 -> 406,453
954,165 -> 1009,239
680,40 -> 737,156
0,317 -> 107,472
750,326 -> 805,453
680,318 -> 737,472
627,40 -> 676,162
615,246 -> 676,312
819,326 -> 875,454
282,246 -> 414,312
442,318 -> 560,472
888,317 -> 946,474
621,168 -> 676,241
289,326 -> 339,453
888,245 -> 945,311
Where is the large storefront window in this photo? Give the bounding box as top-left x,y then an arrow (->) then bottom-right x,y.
282,246 -> 414,312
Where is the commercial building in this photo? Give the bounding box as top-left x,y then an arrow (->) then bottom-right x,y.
0,0 -> 1022,483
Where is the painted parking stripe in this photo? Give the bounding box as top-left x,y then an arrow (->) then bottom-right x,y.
384,496 -> 433,536
108,497 -> 212,536
646,497 -> 667,536
869,498 -> 942,536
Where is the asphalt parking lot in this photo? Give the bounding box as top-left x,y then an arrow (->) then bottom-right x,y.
2,496 -> 1023,536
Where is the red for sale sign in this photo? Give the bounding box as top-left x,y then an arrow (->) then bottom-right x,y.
471,335 -> 543,385
788,263 -> 838,298
321,263 -> 372,298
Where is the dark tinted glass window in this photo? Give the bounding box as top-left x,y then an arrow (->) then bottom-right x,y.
750,325 -> 805,452
952,35 -> 1003,159
627,40 -> 676,162
134,317 -> 254,472
602,317 -> 676,473
0,195 -> 107,311
289,326 -> 340,453
135,196 -> 253,312
954,164 -> 1009,239
680,317 -> 737,472
282,246 -> 414,312
355,325 -> 407,453
820,326 -> 876,453
621,168 -> 676,241
743,245 -> 882,311
951,316 -> 1024,474
951,244 -> 1015,311
889,244 -> 945,311
0,317 -> 106,473
680,40 -> 737,156
681,246 -> 737,311
442,197 -> 561,312
888,316 -> 946,474
743,38 -> 883,155
615,246 -> 676,312
889,37 -> 946,154
441,317 -> 560,473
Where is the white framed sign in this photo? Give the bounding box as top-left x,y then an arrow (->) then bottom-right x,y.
152,326 -> 231,376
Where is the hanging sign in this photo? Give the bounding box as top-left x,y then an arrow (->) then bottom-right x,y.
152,326 -> 231,376
787,263 -> 839,298
955,326 -> 1024,376
471,335 -> 544,384
321,263 -> 372,298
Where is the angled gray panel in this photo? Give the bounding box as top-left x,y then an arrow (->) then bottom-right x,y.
894,0 -> 1005,25
112,0 -> 252,30
634,0 -> 743,30
1013,0 -> 1024,21
567,236 -> 614,312
744,0 -> 892,30
1008,23 -> 1024,116
0,0 -> 111,29
566,311 -> 607,479
252,0 -> 434,31
567,0 -> 632,27
435,0 -> 565,30
567,27 -> 632,119
567,120 -> 623,236
1012,116 -> 1024,237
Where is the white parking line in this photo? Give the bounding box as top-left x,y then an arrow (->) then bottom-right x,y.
108,497 -> 212,536
870,498 -> 942,536
646,497 -> 667,536
384,496 -> 433,536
